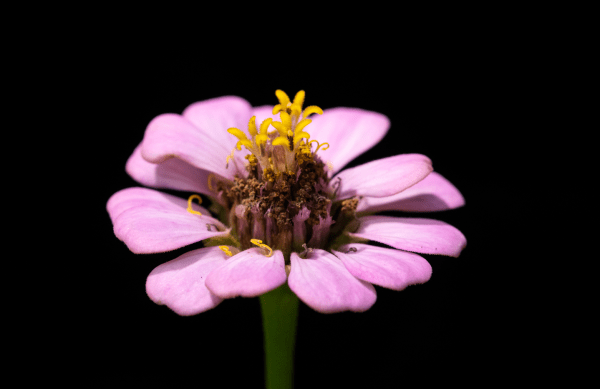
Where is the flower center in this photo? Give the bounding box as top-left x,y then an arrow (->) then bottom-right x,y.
226,90 -> 327,176
210,90 -> 359,260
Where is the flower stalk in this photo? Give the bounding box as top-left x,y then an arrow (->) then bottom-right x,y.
259,284 -> 299,389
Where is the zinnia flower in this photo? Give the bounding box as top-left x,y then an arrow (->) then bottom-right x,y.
107,90 -> 466,315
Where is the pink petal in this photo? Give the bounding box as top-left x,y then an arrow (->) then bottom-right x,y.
356,172 -> 465,213
331,244 -> 432,291
205,248 -> 287,298
288,249 -> 377,313
350,215 -> 466,257
107,188 -> 227,254
307,107 -> 390,174
182,95 -> 253,167
332,154 -> 433,199
140,113 -> 240,180
146,246 -> 227,316
107,187 -> 210,223
126,143 -> 225,199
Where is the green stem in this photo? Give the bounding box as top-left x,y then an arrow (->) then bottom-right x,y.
259,283 -> 299,389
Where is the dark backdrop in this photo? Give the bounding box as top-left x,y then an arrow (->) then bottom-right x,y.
70,42 -> 521,387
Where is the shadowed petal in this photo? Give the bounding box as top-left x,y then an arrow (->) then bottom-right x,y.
332,244 -> 432,291
205,248 -> 287,298
357,172 -> 465,213
107,187 -> 227,254
332,154 -> 433,199
146,246 -> 227,316
288,249 -> 376,313
350,215 -> 466,257
140,113 -> 240,180
307,107 -> 390,175
126,143 -> 226,199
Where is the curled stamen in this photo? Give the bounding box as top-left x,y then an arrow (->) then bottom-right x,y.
187,194 -> 203,216
207,173 -> 216,191
346,247 -> 358,253
250,239 -> 273,257
308,140 -> 330,153
317,142 -> 329,151
300,243 -> 313,258
219,246 -> 233,256
331,176 -> 342,193
225,148 -> 235,168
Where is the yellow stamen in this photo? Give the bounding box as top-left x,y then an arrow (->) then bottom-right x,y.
227,127 -> 248,141
275,90 -> 290,107
246,153 -> 258,166
288,91 -> 305,116
248,116 -> 258,136
250,239 -> 273,257
270,121 -> 288,137
259,118 -> 273,134
302,105 -> 323,118
256,118 -> 275,144
280,111 -> 292,130
272,136 -> 290,147
299,144 -> 312,156
293,90 -> 305,109
290,106 -> 302,117
294,118 -> 312,135
236,139 -> 253,151
225,148 -> 235,168
293,131 -> 310,144
187,194 -> 203,216
227,128 -> 252,151
308,140 -> 330,152
272,104 -> 283,115
207,173 -> 216,191
219,246 -> 233,256
317,142 -> 329,151
255,134 -> 269,145
226,89 -> 325,174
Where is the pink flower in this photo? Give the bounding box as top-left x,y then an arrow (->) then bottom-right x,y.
107,91 -> 466,315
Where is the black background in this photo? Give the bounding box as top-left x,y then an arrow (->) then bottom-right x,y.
64,35 -> 526,387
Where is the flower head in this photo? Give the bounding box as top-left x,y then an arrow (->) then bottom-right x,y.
107,90 -> 466,315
